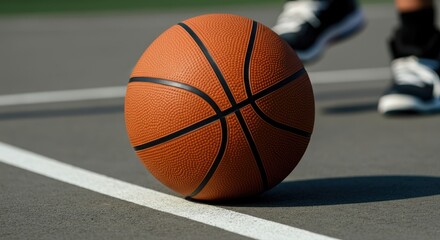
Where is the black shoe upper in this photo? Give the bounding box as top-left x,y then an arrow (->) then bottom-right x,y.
279,0 -> 360,51
385,28 -> 440,102
389,28 -> 440,60
384,83 -> 435,102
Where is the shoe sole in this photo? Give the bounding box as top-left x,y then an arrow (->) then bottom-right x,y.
296,8 -> 366,62
378,93 -> 440,114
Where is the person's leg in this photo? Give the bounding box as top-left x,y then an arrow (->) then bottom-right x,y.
378,0 -> 440,114
395,0 -> 432,12
391,0 -> 437,57
272,0 -> 365,63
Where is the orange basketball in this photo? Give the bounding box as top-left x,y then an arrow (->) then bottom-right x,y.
125,14 -> 314,201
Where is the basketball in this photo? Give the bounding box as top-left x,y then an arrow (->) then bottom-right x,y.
125,14 -> 314,201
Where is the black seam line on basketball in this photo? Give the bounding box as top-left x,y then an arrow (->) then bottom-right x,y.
130,77 -> 228,198
130,77 -> 222,115
242,24 -> 311,138
235,110 -> 269,190
129,77 -> 222,151
131,68 -> 308,151
251,68 -> 312,138
177,22 -> 237,105
239,21 -> 269,190
252,67 -> 306,102
187,117 -> 228,198
243,21 -> 257,96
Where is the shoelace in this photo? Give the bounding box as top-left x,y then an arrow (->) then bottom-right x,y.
273,0 -> 326,35
392,56 -> 440,97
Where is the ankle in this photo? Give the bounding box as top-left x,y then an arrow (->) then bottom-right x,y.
398,7 -> 436,46
389,29 -> 440,59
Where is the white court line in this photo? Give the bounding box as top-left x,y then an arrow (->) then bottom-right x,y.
309,67 -> 390,84
0,141 -> 338,240
0,86 -> 126,107
0,67 -> 390,107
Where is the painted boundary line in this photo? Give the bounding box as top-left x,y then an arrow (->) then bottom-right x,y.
0,86 -> 126,107
0,141 -> 338,240
0,67 -> 389,107
308,67 -> 389,84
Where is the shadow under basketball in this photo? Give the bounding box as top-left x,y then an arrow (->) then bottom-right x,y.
213,175 -> 440,207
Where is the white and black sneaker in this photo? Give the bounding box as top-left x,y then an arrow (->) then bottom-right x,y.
378,56 -> 440,114
273,0 -> 365,62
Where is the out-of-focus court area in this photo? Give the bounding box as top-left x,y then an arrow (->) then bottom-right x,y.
1,1 -> 439,239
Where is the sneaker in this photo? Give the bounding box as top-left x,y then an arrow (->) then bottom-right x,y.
378,56 -> 440,114
272,0 -> 365,62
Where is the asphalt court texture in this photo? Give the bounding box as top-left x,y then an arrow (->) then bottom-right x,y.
1,3 -> 440,240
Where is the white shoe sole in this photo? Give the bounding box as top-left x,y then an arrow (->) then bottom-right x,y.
296,8 -> 365,62
378,94 -> 440,114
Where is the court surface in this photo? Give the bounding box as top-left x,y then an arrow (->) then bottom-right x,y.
1,3 -> 439,240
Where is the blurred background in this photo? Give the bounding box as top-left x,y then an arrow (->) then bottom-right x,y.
2,1 -> 440,240
0,0 -> 385,15
0,0 -> 389,97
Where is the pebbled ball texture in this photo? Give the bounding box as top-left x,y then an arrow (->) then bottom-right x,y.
125,14 -> 314,201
